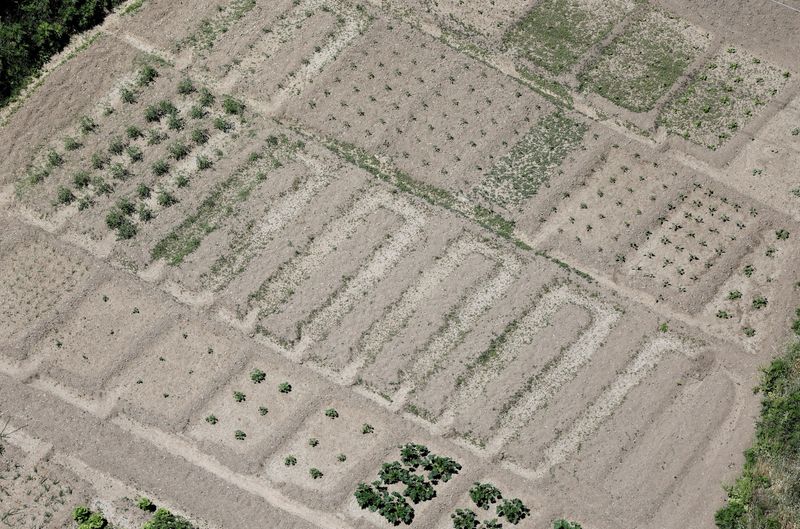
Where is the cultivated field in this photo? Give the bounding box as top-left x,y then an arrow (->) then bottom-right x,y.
0,1 -> 798,529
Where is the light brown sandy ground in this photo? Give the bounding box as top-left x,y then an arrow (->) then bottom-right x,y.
1,1 -> 799,529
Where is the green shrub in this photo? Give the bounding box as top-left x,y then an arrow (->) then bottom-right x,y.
152,159 -> 169,176
126,145 -> 143,162
177,78 -> 195,95
137,65 -> 159,87
148,129 -> 167,145
135,204 -> 151,222
213,117 -> 232,132
402,474 -> 435,504
198,87 -> 215,107
469,482 -> 502,510
157,190 -> 177,207
108,136 -> 126,155
137,497 -> 156,512
259,406 -> 268,416
222,96 -> 245,115
380,461 -> 410,484
451,509 -> 478,529
553,521 -> 583,529
399,443 -> 430,468
64,136 -> 81,150
56,186 -> 75,205
91,152 -> 107,169
379,492 -> 414,526
753,296 -> 768,310
142,508 -> 195,529
126,125 -> 143,139
109,162 -> 128,180
362,423 -> 375,434
250,368 -> 266,383
205,414 -> 218,425
196,155 -> 212,170
167,114 -> 184,131
73,506 -> 91,523
309,468 -> 323,479
278,382 -> 292,393
137,183 -> 151,199
308,438 -> 319,447
425,455 -> 461,483
284,455 -> 297,466
106,207 -> 136,240
73,170 -> 91,188
355,482 -> 385,511
175,173 -> 189,188
144,104 -> 162,122
337,453 -> 347,462
234,430 -> 246,440
189,105 -> 206,119
120,87 -> 136,104
79,115 -> 97,134
496,498 -> 529,524
233,391 -> 246,402
79,512 -> 107,529
47,149 -> 63,167
191,128 -> 210,145
116,197 -> 136,215
776,229 -> 790,240
481,520 -> 502,529
325,408 -> 339,419
169,141 -> 189,160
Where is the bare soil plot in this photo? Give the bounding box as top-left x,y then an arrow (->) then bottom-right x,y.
503,0 -> 639,75
722,94 -> 800,222
578,7 -> 711,112
284,15 -> 554,193
0,220 -> 99,360
658,46 -> 792,149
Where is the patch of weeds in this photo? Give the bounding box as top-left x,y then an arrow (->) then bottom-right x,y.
250,368 -> 266,383
56,185 -> 75,205
476,112 -> 587,206
234,430 -> 246,440
309,468 -> 323,479
222,95 -> 245,116
152,159 -> 169,176
213,116 -> 233,132
137,64 -> 159,86
79,115 -> 97,134
191,128 -> 210,145
47,149 -> 63,167
325,408 -> 339,419
109,136 -> 126,155
259,406 -> 268,416
205,414 -> 218,425
362,423 -> 375,434
64,136 -> 82,151
177,77 -> 196,95
233,390 -> 246,402
126,145 -> 143,162
579,8 -> 710,112
196,155 -> 213,170
157,190 -> 177,207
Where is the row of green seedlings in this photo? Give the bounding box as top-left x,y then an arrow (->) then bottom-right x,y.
99,84 -> 245,239
25,64 -> 161,188
354,443 -> 462,526
450,482 -> 530,528
72,496 -> 196,529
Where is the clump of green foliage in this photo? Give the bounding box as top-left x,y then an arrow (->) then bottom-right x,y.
143,508 -> 195,529
470,482 -> 502,510
72,505 -> 108,529
714,310 -> 800,528
0,1 -> 126,107
250,368 -> 266,383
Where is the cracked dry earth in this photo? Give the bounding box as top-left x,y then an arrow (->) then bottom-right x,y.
1,0 -> 799,528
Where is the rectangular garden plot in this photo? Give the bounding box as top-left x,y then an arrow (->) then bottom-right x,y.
0,219 -> 99,360
503,0 -> 638,75
658,46 -> 792,149
284,16 -> 553,194
578,7 -> 711,112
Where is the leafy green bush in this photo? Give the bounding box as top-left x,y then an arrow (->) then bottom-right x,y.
470,482 -> 502,510
126,145 -> 143,162
56,186 -> 75,205
196,155 -> 212,170
234,429 -> 246,440
137,497 -> 156,512
259,406 -> 268,416
72,506 -> 91,524
213,117 -> 232,132
120,87 -> 136,104
233,390 -> 246,402
553,521 -> 583,529
309,468 -> 323,479
191,128 -> 209,145
142,508 -> 195,529
47,149 -> 63,167
222,96 -> 245,115
152,160 -> 169,176
402,474 -> 436,504
284,455 -> 297,466
168,141 -> 189,160
177,78 -> 195,95
73,170 -> 90,188
205,414 -> 217,425
167,114 -> 184,131
451,509 -> 479,529
79,115 -> 97,134
337,453 -> 347,462
379,492 -> 414,526
278,382 -> 292,393
108,136 -> 126,155
250,368 -> 266,383
362,423 -> 375,434
496,498 -> 529,524
426,455 -> 462,483
198,87 -> 215,107
137,183 -> 151,199
308,438 -> 319,447
379,461 -> 410,485
325,408 -> 339,419
137,65 -> 158,87
64,136 -> 81,151
157,190 -> 177,206
399,443 -> 430,468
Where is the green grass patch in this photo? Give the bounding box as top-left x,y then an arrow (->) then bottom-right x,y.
476,112 -> 587,207
578,8 -> 710,112
504,0 -> 636,75
715,309 -> 800,528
